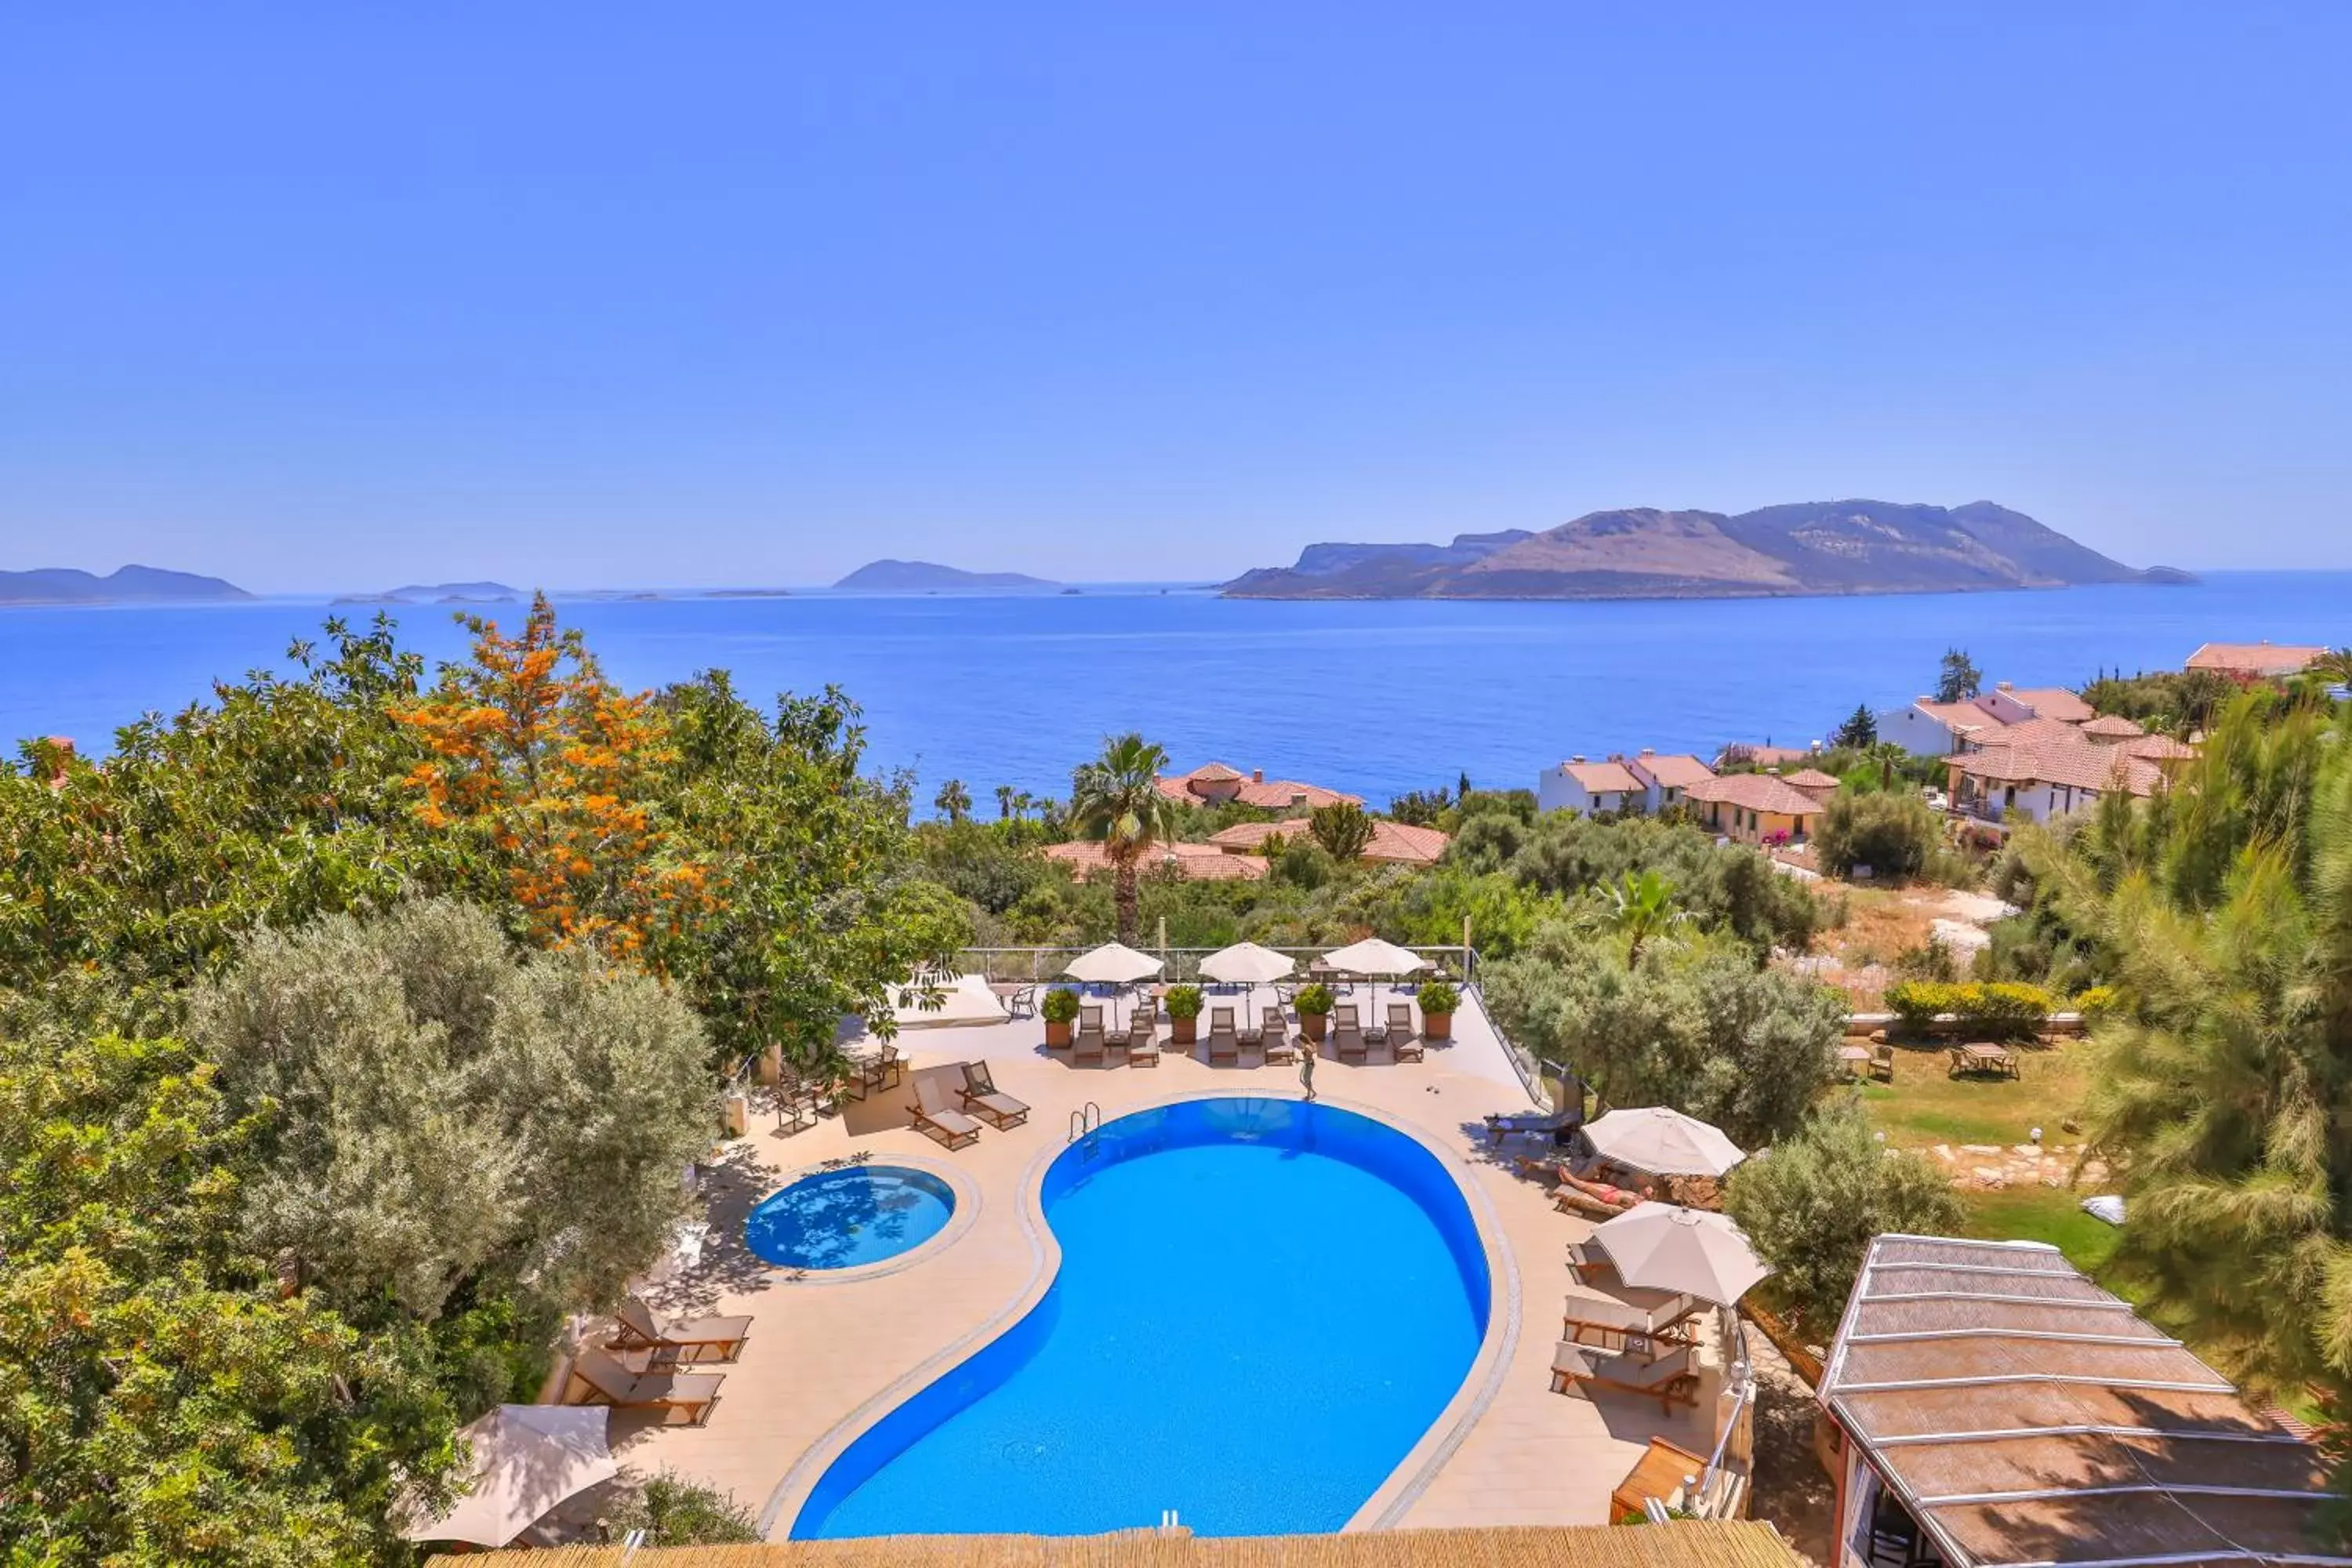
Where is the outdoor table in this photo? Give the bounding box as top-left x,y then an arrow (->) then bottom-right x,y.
1957,1041 -> 2020,1078
1835,1044 -> 1872,1080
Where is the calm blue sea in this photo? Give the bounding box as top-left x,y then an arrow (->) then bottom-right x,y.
1,574 -> 2343,808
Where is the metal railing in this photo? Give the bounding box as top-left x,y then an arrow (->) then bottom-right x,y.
1692,1315 -> 1757,1519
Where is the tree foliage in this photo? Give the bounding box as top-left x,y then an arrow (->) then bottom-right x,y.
1483,921 -> 1845,1147
1814,789 -> 1941,880
1067,733 -> 1181,942
1724,1098 -> 1963,1330
1308,800 -> 1374,861
1831,703 -> 1877,750
1935,646 -> 1983,704
0,1025 -> 459,1565
187,898 -> 715,1329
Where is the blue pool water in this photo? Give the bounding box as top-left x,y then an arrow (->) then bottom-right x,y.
746,1165 -> 956,1270
792,1098 -> 1489,1539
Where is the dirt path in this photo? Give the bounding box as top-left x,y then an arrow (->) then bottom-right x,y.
1788,880 -> 2020,1009
1744,1334 -> 1835,1565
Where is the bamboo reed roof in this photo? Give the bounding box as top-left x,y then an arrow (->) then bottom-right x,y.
433,1523 -> 1802,1568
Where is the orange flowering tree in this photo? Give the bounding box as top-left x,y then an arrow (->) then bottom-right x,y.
397,594 -> 709,959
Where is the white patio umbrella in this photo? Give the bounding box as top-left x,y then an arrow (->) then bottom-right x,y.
1200,941 -> 1295,1028
1582,1106 -> 1748,1178
402,1404 -> 616,1548
1590,1203 -> 1770,1306
1063,942 -> 1165,1029
1319,937 -> 1429,1033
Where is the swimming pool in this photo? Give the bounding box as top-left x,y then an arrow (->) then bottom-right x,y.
746,1164 -> 956,1271
790,1098 -> 1490,1539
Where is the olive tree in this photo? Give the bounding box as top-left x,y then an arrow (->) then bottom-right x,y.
189,897 -> 717,1325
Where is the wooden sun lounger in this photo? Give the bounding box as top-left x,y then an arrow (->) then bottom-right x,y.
568,1345 -> 724,1425
959,1061 -> 1030,1128
908,1075 -> 982,1149
1331,1004 -> 1367,1064
1206,1007 -> 1240,1066
1549,1341 -> 1700,1413
1126,1016 -> 1160,1066
1071,1025 -> 1108,1068
1386,1003 -> 1422,1061
611,1295 -> 752,1364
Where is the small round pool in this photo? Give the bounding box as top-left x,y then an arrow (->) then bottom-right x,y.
746,1164 -> 956,1270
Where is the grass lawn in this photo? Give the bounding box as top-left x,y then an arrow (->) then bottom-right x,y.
1853,1038 -> 2125,1279
1856,1040 -> 2089,1151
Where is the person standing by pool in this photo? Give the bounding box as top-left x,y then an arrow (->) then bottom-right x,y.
1298,1039 -> 1316,1102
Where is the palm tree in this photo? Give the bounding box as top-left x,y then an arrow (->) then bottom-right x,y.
1067,733 -> 1181,942
1866,741 -> 1910,792
1597,869 -> 1683,967
2310,647 -> 2352,687
933,779 -> 971,823
994,783 -> 1017,822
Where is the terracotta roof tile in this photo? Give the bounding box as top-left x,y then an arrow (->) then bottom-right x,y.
1044,840 -> 1267,881
1966,716 -> 2082,750
1914,701 -> 2007,732
2120,732 -> 2197,762
1204,818 -> 1450,864
2078,713 -> 2147,739
1686,772 -> 1824,816
1557,760 -> 1642,793
2186,641 -> 2328,676
2001,686 -> 2095,723
1628,753 -> 1715,789
1780,768 -> 1841,789
1954,739 -> 2161,795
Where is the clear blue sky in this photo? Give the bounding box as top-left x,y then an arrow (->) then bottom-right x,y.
4,4 -> 2348,591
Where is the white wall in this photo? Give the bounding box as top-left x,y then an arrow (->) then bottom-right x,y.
1877,704 -> 1961,759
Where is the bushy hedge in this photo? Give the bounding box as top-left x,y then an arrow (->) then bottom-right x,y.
1884,979 -> 2055,1039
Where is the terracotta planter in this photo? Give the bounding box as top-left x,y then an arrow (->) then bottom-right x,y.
1301,1012 -> 1328,1043
1171,1017 -> 1198,1045
1045,1019 -> 1073,1047
1423,1011 -> 1454,1042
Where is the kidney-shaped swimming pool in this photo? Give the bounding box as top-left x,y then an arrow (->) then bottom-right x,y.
791,1098 -> 1491,1539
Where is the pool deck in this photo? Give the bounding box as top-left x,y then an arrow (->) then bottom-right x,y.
602,987 -> 1736,1537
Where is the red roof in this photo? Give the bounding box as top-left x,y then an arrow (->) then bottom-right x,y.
2078,713 -> 2147,739
2185,641 -> 2328,676
1555,759 -> 1641,793
2000,686 -> 2095,723
1686,772 -> 1825,817
1155,764 -> 1362,811
1205,817 -> 1450,865
1914,700 -> 2007,735
1967,716 -> 2085,751
1628,753 -> 1716,789
1953,739 -> 2163,796
1780,768 -> 1841,790
2120,732 -> 2197,762
1044,840 -> 1267,881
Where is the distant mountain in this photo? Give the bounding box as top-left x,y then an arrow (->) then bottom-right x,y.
332,581 -> 521,605
834,560 -> 1058,591
0,564 -> 254,606
1222,501 -> 2161,601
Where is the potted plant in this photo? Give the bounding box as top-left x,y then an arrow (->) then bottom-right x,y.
1163,984 -> 1203,1044
1416,979 -> 1459,1042
1041,986 -> 1080,1047
1294,982 -> 1334,1043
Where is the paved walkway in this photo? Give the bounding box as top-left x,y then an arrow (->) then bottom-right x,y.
598,989 -> 1730,1538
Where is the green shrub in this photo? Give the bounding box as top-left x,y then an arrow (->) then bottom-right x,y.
1885,980 -> 1960,1033
1415,979 -> 1460,1014
1963,981 -> 2053,1040
1293,982 -> 1334,1017
602,1470 -> 761,1546
1040,987 -> 1080,1025
1814,790 -> 1941,880
1882,979 -> 2053,1038
1163,983 -> 1203,1020
2071,984 -> 2120,1024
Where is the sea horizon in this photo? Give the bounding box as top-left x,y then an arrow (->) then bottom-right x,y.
5,568 -> 2344,808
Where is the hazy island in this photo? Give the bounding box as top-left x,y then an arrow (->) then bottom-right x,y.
331,581 -> 522,606
1221,499 -> 2190,601
0,564 -> 254,606
834,559 -> 1059,592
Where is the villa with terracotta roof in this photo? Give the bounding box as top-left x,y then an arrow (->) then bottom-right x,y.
1624,750 -> 1716,812
1973,681 -> 2095,726
1535,755 -> 1643,817
2185,640 -> 2330,677
1945,734 -> 2166,827
1154,762 -> 1362,812
1044,838 -> 1266,882
1684,771 -> 1824,846
1875,698 -> 2010,759
1207,817 -> 1450,866
1779,767 -> 1841,804
1713,742 -> 1820,771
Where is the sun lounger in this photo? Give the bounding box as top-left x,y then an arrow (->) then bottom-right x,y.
1071,1022 -> 1108,1068
610,1295 -> 752,1364
1258,1003 -> 1297,1063
1487,1108 -> 1579,1145
908,1074 -> 982,1148
1331,1004 -> 1367,1064
1126,1013 -> 1159,1065
959,1062 -> 1031,1128
1079,1004 -> 1105,1036
1386,1003 -> 1422,1061
1549,1341 -> 1700,1413
1563,1292 -> 1701,1351
1207,1007 -> 1240,1066
567,1345 -> 724,1425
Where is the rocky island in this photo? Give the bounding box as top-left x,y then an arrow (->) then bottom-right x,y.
0,564 -> 254,606
1222,500 -> 2180,601
834,560 -> 1059,591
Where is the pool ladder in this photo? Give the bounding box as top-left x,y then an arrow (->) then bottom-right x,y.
1067,1101 -> 1101,1144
